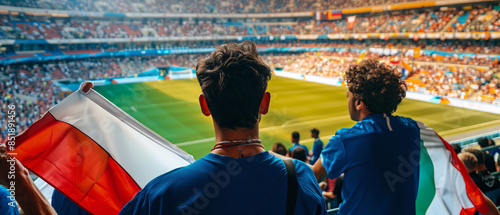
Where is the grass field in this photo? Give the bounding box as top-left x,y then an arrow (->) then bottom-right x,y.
95,76 -> 500,159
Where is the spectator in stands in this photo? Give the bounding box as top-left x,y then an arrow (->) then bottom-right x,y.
460,151 -> 479,173
478,137 -> 499,173
464,148 -> 500,192
288,131 -> 309,159
319,175 -> 344,209
332,175 -> 343,206
311,59 -> 499,214
291,147 -> 307,162
451,143 -> 462,155
271,142 -> 288,157
479,137 -> 500,164
311,59 -> 419,214
310,128 -> 323,165
120,41 -> 327,214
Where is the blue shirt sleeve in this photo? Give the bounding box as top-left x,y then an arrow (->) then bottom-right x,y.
119,188 -> 152,215
0,187 -> 20,215
293,160 -> 328,215
321,134 -> 348,179
52,189 -> 90,215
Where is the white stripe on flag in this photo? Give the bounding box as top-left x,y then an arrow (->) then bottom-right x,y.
49,89 -> 195,188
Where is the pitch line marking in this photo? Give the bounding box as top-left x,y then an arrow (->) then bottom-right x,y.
176,137 -> 215,146
175,115 -> 350,146
439,119 -> 500,136
260,115 -> 350,132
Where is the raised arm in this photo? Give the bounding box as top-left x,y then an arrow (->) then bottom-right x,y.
0,144 -> 57,215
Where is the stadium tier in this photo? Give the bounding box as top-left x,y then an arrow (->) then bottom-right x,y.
1,6 -> 500,41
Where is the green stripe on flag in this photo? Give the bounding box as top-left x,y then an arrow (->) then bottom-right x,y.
416,140 -> 436,215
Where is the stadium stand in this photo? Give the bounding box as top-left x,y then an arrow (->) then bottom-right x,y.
1,5 -> 500,41
0,0 -> 424,13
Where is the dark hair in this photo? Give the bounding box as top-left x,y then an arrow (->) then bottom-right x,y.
311,128 -> 319,135
291,147 -> 307,162
292,131 -> 300,140
451,143 -> 462,155
272,142 -> 287,156
196,41 -> 271,129
345,59 -> 407,115
478,137 -> 490,148
463,148 -> 485,165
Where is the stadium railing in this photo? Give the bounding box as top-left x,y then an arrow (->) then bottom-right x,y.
452,131 -> 500,149
327,208 -> 339,215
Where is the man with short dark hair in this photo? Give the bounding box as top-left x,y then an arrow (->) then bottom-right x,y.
271,142 -> 288,157
120,42 -> 326,214
289,131 -> 309,160
310,128 -> 323,165
291,147 -> 307,162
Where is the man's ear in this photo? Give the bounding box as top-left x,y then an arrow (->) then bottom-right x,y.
355,100 -> 365,111
260,92 -> 271,115
199,94 -> 211,116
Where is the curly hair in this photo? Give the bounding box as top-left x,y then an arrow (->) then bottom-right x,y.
196,41 -> 271,129
345,59 -> 407,115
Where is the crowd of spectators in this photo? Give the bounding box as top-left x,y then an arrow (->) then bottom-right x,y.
457,137 -> 500,204
0,0 -> 422,14
1,19 -> 252,40
265,51 -> 500,103
2,5 -> 500,40
0,48 -> 498,142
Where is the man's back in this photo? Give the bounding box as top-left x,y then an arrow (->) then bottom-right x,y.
120,151 -> 326,215
321,113 -> 420,215
311,138 -> 324,164
290,143 -> 309,156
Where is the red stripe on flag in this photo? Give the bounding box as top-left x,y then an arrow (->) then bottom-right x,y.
437,133 -> 489,214
11,113 -> 141,215
460,207 -> 477,215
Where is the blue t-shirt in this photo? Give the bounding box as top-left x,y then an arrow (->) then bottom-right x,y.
289,143 -> 309,156
120,151 -> 326,215
321,114 -> 420,215
52,189 -> 90,215
0,186 -> 19,215
311,138 -> 324,165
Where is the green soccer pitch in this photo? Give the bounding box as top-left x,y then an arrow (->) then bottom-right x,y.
95,76 -> 500,159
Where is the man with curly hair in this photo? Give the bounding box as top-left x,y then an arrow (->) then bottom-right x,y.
311,60 -> 498,214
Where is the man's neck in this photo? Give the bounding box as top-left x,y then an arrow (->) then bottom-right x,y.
211,122 -> 265,158
357,109 -> 372,121
477,165 -> 488,172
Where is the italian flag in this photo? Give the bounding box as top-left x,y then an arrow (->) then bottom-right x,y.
10,84 -> 195,215
416,122 -> 488,214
